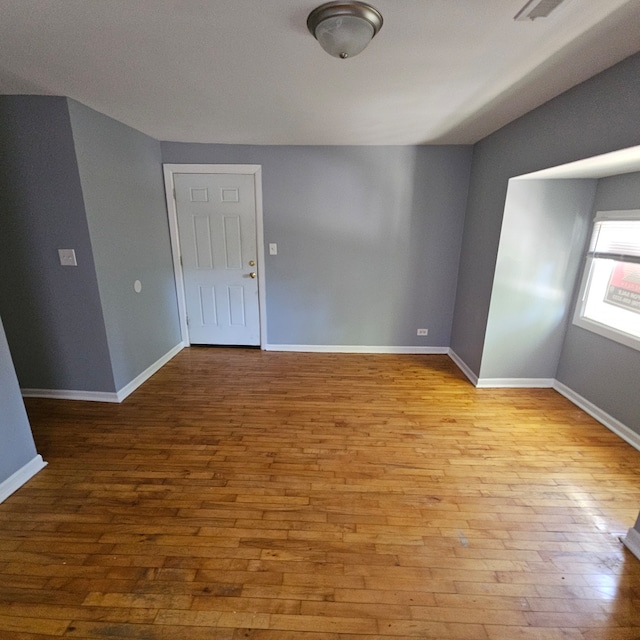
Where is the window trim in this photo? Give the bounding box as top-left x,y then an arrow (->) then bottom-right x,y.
572,209 -> 640,352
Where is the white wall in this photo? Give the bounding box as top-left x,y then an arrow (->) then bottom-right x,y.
480,178 -> 597,380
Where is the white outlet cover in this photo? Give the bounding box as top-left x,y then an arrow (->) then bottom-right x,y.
58,249 -> 77,266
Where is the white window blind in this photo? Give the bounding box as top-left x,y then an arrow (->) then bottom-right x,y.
590,219 -> 640,263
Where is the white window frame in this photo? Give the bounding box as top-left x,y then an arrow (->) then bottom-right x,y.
573,209 -> 640,352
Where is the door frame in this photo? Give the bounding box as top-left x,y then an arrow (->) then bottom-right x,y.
163,164 -> 267,348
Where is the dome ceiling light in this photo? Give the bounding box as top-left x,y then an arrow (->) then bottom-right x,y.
307,1 -> 383,59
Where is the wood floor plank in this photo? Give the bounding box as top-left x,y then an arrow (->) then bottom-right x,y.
0,613 -> 70,635
0,348 -> 636,639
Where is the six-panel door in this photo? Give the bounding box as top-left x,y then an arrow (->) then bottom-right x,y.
174,173 -> 260,345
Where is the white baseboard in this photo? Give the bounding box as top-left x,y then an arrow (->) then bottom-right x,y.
447,350 -> 479,386
116,342 -> 184,401
476,377 -> 555,389
623,527 -> 640,561
264,344 -> 449,354
447,351 -> 555,389
21,342 -> 185,404
0,455 -> 47,504
553,381 -> 640,452
21,388 -> 120,403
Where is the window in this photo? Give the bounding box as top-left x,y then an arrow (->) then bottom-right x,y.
573,210 -> 640,351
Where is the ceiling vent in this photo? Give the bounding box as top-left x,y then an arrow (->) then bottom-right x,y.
514,0 -> 567,21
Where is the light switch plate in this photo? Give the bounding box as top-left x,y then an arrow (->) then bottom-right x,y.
58,249 -> 77,266
269,243 -> 278,255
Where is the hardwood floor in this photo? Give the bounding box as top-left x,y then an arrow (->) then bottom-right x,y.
1,347 -> 639,639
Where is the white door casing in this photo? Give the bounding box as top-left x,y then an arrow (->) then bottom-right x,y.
163,164 -> 266,347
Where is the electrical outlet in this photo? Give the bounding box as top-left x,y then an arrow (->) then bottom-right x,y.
417,328 -> 428,336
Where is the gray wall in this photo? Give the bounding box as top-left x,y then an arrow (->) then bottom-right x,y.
162,144 -> 472,347
451,52 -> 640,375
68,100 -> 181,391
557,172 -> 640,434
480,178 -> 597,379
0,96 -> 115,392
0,315 -> 38,482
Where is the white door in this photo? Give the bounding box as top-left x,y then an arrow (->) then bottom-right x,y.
173,172 -> 260,345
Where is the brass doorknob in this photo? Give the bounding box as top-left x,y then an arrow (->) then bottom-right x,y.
249,260 -> 256,267
249,272 -> 256,279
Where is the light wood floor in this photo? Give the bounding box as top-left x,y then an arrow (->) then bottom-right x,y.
1,348 -> 640,639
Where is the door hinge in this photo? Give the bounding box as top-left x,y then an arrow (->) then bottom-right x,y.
186,315 -> 189,326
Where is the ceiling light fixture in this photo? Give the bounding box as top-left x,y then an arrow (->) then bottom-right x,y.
307,1 -> 383,59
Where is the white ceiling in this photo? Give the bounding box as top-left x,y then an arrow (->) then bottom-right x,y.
0,0 -> 638,145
